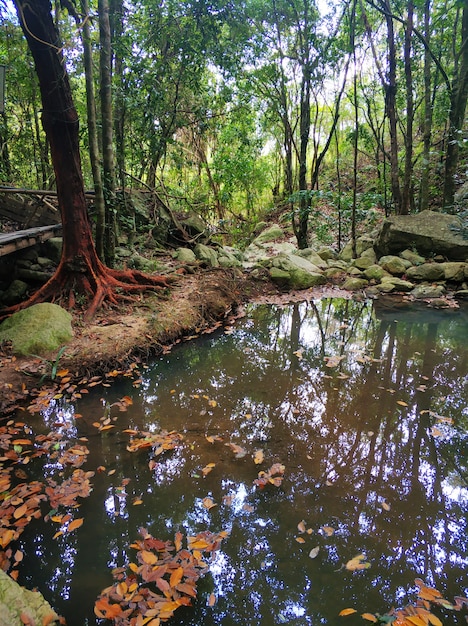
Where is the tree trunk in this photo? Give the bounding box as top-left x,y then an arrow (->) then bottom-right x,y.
419,0 -> 433,211
99,0 -> 117,266
443,5 -> 468,210
5,0 -> 170,320
383,1 -> 402,214
80,0 -> 106,260
401,0 -> 414,215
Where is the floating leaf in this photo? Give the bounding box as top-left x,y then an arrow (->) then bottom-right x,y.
397,400 -> 408,407
321,526 -> 334,536
382,501 -> 391,511
253,449 -> 264,465
208,593 -> 217,606
362,613 -> 378,622
309,546 -> 320,559
295,536 -> 306,544
202,497 -> 217,510
297,520 -> 307,533
67,518 -> 84,533
202,463 -> 216,477
345,554 -> 371,571
339,608 -> 357,616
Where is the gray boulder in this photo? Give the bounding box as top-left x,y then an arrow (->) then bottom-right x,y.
375,210 -> 468,260
175,247 -> 197,263
194,243 -> 219,267
437,261 -> 467,282
378,255 -> 408,275
411,284 -> 446,299
253,224 -> 284,245
342,277 -> 369,291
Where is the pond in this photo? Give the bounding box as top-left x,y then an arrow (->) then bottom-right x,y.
8,297 -> 468,625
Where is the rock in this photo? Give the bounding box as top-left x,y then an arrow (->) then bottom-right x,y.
36,256 -> 54,268
252,224 -> 284,244
0,569 -> 61,626
0,279 -> 29,306
218,247 -> 243,268
375,210 -> 468,260
268,253 -> 326,289
399,249 -> 425,265
293,248 -> 329,269
455,289 -> 468,299
406,263 -> 445,281
270,253 -> 323,275
348,267 -> 364,276
437,261 -> 467,282
411,284 -> 446,299
175,248 -> 197,263
361,247 -> 377,263
324,267 -> 345,278
43,237 -> 63,264
339,235 -> 374,261
194,243 -> 219,267
179,214 -> 209,239
243,240 -> 295,265
16,268 -> 53,283
327,259 -> 349,271
317,246 -> 338,260
115,246 -> 133,258
352,256 -> 374,270
363,264 -> 389,281
0,303 -> 73,356
379,276 -> 414,292
342,277 -> 369,291
378,255 -> 407,275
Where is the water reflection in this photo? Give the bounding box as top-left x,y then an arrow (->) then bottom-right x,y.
17,298 -> 468,625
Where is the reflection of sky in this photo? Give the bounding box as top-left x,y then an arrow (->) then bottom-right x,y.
21,299 -> 468,625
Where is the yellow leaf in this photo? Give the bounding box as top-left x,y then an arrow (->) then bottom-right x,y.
362,613 -> 378,622
13,503 -> 28,520
397,400 -> 408,407
208,399 -> 217,407
339,608 -> 357,616
140,550 -> 158,565
67,518 -> 84,533
295,537 -> 306,544
169,566 -> 184,588
345,554 -> 371,571
427,615 -> 443,626
132,498 -> 143,506
253,449 -> 264,465
406,616 -> 427,626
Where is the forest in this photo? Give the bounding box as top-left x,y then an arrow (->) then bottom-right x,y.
1,0 -> 468,263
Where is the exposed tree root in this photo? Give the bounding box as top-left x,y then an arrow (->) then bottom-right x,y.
0,261 -> 174,322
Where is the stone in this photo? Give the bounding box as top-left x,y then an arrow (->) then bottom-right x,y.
0,280 -> 29,306
342,277 -> 369,291
270,253 -> 323,275
348,267 -> 364,276
327,259 -> 349,271
36,256 -> 54,268
218,248 -> 243,268
378,255 -> 407,275
43,237 -> 63,264
175,248 -> 197,263
352,256 -> 374,270
400,249 -> 425,265
437,261 -> 467,282
411,284 -> 446,299
0,569 -> 60,626
339,235 -> 374,261
293,248 -> 329,269
375,210 -> 468,260
317,246 -> 338,260
194,243 -> 219,267
364,265 -> 389,281
324,267 -> 345,278
16,268 -> 53,283
0,303 -> 73,356
361,247 -> 377,263
252,224 -> 284,244
179,214 -> 208,238
406,263 -> 445,281
115,247 -> 133,258
379,276 -> 414,292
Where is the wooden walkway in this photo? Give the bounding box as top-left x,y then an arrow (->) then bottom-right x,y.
0,224 -> 62,257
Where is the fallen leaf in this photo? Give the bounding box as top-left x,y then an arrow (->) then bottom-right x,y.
202,497 -> 217,510
339,608 -> 357,616
297,520 -> 306,533
253,449 -> 264,464
362,613 -> 378,622
295,537 -> 306,544
321,526 -> 334,536
309,546 -> 320,559
67,518 -> 84,533
381,501 -> 391,511
397,400 -> 408,407
208,593 -> 217,606
345,554 -> 371,571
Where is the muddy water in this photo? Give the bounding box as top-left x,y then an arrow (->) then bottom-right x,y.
18,298 -> 468,625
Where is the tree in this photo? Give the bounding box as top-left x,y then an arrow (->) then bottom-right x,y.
5,0 -> 170,320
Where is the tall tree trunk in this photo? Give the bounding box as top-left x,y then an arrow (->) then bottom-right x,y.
419,0 -> 433,211
382,0 -> 402,213
296,67 -> 311,249
80,0 -> 106,261
111,0 -> 126,193
99,0 -> 117,266
5,0 -> 170,320
443,5 -> 468,210
0,112 -> 12,181
401,0 -> 414,215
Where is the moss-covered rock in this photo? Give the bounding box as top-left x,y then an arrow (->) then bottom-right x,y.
175,248 -> 197,263
363,264 -> 388,281
378,255 -> 407,275
194,243 -> 219,267
0,303 -> 73,356
253,224 -> 284,244
342,277 -> 369,291
411,284 -> 446,299
406,263 -> 445,281
0,569 -> 60,626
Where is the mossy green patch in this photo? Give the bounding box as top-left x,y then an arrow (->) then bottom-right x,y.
0,303 -> 73,356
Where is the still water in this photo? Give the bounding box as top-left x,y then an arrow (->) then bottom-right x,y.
17,298 -> 468,625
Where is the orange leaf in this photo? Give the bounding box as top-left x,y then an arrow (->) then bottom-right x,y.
67,518 -> 84,533
362,613 -> 378,622
208,593 -> 217,606
13,503 -> 28,520
140,550 -> 158,565
339,608 -> 357,616
169,566 -> 184,588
